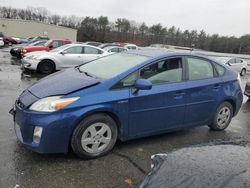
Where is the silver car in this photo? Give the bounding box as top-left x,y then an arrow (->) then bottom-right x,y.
103,46 -> 128,53
212,57 -> 248,76
22,44 -> 110,74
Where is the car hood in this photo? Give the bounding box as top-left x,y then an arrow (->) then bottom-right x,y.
25,51 -> 52,57
23,46 -> 48,50
28,68 -> 100,98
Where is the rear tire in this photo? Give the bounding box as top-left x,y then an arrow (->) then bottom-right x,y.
240,68 -> 246,76
209,102 -> 233,131
38,60 -> 55,74
71,113 -> 118,159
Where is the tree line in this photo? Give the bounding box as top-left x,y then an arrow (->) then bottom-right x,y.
1,6 -> 250,54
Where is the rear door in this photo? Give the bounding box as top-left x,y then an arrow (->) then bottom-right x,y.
82,46 -> 103,63
184,56 -> 223,127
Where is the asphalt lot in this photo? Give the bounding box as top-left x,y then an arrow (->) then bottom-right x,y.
0,46 -> 249,188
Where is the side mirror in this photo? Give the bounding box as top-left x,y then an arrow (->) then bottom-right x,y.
60,51 -> 66,55
226,62 -> 231,66
134,79 -> 152,91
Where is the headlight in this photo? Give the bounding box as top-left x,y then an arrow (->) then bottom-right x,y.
27,55 -> 40,60
29,96 -> 80,112
22,49 -> 27,53
31,55 -> 40,60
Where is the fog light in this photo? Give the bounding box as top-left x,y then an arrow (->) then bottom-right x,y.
33,126 -> 43,144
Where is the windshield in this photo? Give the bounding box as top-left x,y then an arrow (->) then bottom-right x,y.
44,40 -> 52,47
79,53 -> 149,80
29,41 -> 45,46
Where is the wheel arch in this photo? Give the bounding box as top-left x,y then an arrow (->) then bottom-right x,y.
38,58 -> 57,71
72,108 -> 123,139
222,98 -> 236,116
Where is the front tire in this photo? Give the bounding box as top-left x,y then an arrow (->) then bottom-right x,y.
209,102 -> 233,131
38,60 -> 55,74
71,113 -> 118,159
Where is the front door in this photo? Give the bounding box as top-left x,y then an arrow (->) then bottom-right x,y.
58,46 -> 85,68
128,57 -> 187,137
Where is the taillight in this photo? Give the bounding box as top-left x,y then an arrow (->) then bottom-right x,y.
237,74 -> 242,91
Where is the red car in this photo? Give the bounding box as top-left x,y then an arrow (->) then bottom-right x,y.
21,39 -> 71,57
0,32 -> 18,45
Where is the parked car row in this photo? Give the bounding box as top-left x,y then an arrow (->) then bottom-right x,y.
7,37 -> 139,74
22,43 -> 110,74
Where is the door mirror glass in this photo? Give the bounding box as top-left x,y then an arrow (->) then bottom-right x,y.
134,79 -> 152,90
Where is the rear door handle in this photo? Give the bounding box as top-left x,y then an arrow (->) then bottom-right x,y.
213,84 -> 221,90
174,91 -> 185,97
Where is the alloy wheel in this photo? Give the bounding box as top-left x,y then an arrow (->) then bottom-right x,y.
81,123 -> 112,154
217,106 -> 231,128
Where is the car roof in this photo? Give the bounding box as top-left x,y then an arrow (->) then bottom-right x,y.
125,48 -> 194,58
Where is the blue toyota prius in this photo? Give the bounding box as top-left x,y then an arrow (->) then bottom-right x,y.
11,49 -> 243,159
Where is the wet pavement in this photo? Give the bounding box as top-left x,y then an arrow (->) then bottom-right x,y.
0,46 -> 249,188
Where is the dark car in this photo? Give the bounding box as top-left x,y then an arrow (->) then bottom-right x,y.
84,41 -> 102,47
244,80 -> 250,99
140,139 -> 250,188
10,50 -> 243,159
10,40 -> 47,59
98,43 -> 121,49
0,32 -> 18,46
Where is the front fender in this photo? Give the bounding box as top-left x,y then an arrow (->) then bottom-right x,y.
69,104 -> 126,140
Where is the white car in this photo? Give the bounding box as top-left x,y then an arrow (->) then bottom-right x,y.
212,56 -> 248,76
0,37 -> 4,47
22,44 -> 110,74
103,46 -> 128,53
124,43 -> 138,50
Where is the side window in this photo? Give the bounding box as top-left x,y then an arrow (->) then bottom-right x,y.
119,48 -> 126,52
187,57 -> 214,80
214,63 -> 225,76
63,46 -> 83,54
228,58 -> 236,64
235,58 -> 242,64
112,72 -> 138,89
140,58 -> 183,84
84,47 -> 99,54
51,41 -> 62,48
110,48 -> 119,53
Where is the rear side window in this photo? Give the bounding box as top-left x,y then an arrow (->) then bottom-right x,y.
214,63 -> 225,76
187,57 -> 214,80
84,47 -> 99,54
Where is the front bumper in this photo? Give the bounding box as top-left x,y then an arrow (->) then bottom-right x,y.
10,49 -> 21,58
21,58 -> 40,71
0,40 -> 4,47
11,102 -> 78,154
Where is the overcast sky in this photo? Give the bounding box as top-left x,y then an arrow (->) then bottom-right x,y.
1,0 -> 250,37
